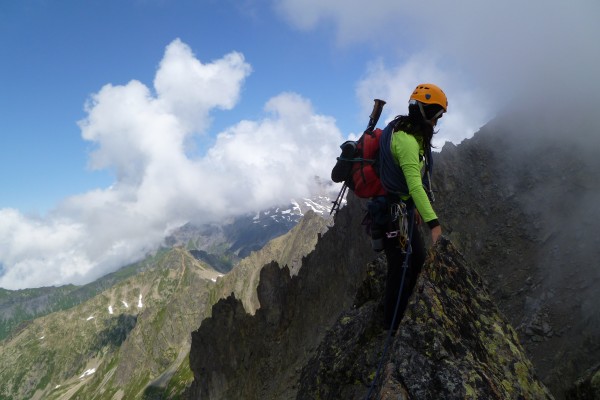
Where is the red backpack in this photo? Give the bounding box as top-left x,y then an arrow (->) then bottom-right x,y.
330,99 -> 387,214
330,128 -> 387,199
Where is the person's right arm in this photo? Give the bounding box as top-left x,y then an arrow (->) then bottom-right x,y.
391,132 -> 441,243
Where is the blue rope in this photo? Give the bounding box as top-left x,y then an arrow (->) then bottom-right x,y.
364,206 -> 415,400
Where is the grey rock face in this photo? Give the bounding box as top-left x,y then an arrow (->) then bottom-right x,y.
187,193 -> 373,399
187,195 -> 552,399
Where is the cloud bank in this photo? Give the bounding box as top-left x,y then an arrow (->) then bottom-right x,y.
0,39 -> 343,289
276,0 -> 600,145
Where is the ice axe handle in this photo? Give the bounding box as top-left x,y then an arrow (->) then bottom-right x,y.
367,99 -> 386,132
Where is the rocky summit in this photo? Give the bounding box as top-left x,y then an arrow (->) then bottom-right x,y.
187,194 -> 552,399
299,238 -> 553,399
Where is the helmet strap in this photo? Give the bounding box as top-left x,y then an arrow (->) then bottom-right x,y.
418,101 -> 435,127
417,101 -> 426,119
418,101 -> 444,127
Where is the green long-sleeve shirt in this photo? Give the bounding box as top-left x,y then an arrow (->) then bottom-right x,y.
390,130 -> 439,228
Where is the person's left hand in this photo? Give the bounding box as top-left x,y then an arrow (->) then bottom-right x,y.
431,225 -> 442,244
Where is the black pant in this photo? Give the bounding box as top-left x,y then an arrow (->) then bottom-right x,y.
382,222 -> 426,331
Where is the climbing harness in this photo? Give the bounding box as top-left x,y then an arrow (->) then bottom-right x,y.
365,201 -> 415,400
387,202 -> 410,250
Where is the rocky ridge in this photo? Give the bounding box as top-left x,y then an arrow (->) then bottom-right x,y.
433,115 -> 600,397
187,194 -> 552,399
0,209 -> 330,399
186,112 -> 600,399
187,193 -> 374,399
299,238 -> 552,399
206,210 -> 331,315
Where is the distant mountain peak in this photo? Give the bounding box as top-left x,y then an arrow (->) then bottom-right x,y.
166,191 -> 335,263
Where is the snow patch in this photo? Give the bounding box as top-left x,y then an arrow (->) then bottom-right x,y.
137,294 -> 143,308
86,316 -> 94,321
108,305 -> 113,314
291,200 -> 302,214
79,368 -> 96,379
302,198 -> 327,214
121,300 -> 129,308
39,336 -> 45,340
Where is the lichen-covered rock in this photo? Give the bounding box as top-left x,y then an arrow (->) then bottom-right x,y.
298,237 -> 554,400
390,237 -> 553,399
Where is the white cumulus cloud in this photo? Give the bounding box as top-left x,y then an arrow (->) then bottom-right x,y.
0,39 -> 343,289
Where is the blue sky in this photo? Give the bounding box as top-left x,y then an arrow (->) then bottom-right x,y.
0,0 -> 367,212
1,0 -> 598,289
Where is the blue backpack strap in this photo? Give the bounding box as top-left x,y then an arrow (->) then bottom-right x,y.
378,119 -> 409,195
422,145 -> 435,202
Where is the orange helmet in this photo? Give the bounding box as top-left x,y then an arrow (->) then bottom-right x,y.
409,83 -> 448,112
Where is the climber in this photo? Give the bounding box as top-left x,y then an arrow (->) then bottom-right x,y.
373,83 -> 447,331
